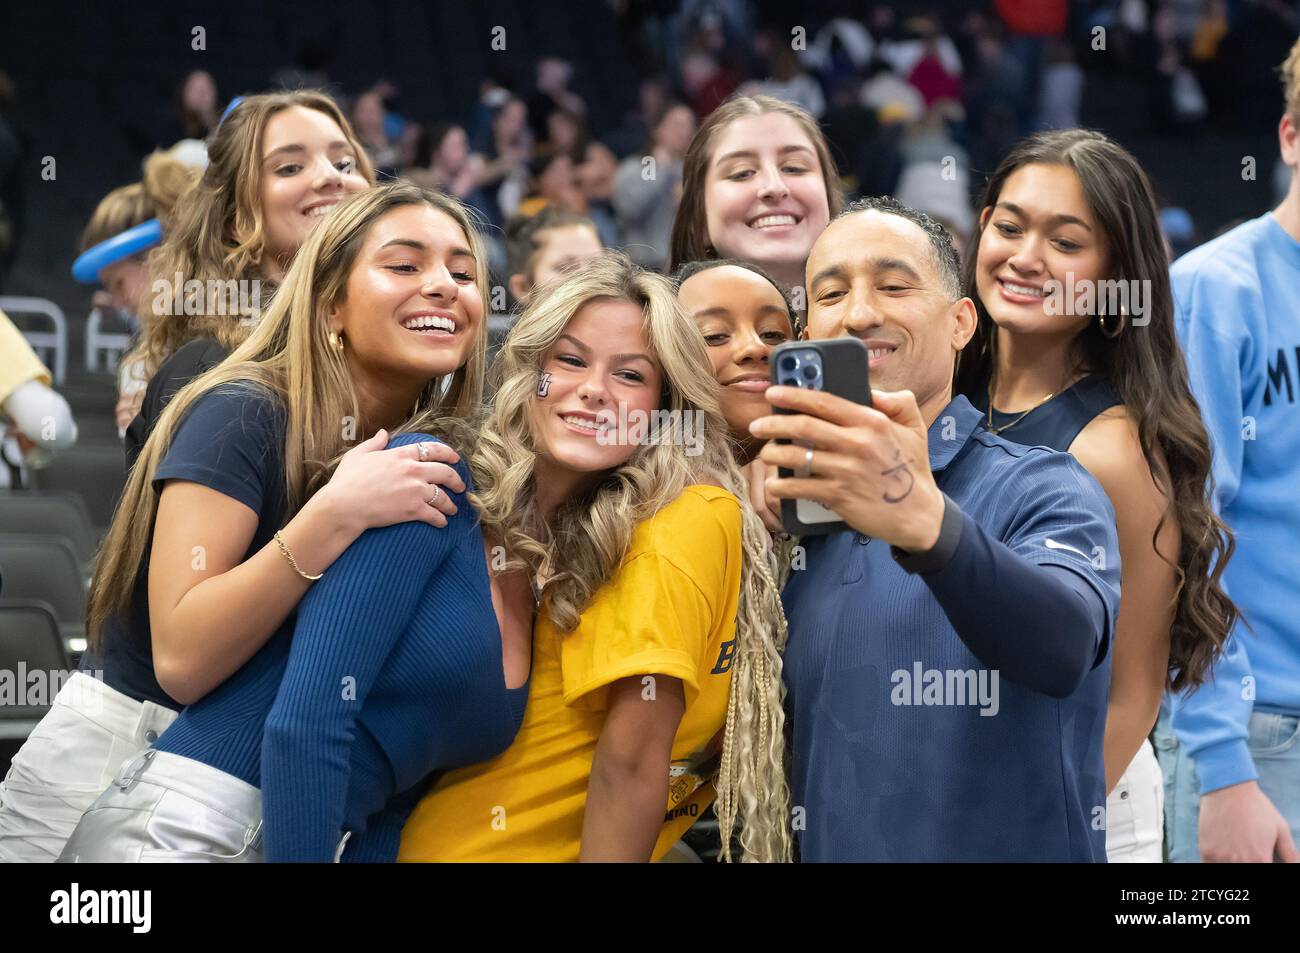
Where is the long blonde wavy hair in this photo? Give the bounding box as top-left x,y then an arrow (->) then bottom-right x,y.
423,251 -> 792,861
136,89 -> 377,377
87,183 -> 488,647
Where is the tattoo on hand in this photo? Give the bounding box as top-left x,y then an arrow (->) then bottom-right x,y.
881,450 -> 915,504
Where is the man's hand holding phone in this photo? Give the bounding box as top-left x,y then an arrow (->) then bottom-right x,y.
743,458 -> 785,536
749,386 -> 946,554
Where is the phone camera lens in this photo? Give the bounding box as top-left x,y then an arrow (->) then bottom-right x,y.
780,355 -> 798,373
802,365 -> 818,381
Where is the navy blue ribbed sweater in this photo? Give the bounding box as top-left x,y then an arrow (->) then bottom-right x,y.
154,433 -> 528,862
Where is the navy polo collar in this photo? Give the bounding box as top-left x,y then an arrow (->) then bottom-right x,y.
926,395 -> 984,473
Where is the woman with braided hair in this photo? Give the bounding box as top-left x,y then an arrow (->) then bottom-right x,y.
671,257 -> 800,860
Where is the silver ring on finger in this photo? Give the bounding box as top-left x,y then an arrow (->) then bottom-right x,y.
417,442 -> 430,462
425,484 -> 442,507
795,447 -> 814,479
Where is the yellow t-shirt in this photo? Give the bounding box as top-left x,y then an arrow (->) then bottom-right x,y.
0,309 -> 52,406
399,485 -> 742,862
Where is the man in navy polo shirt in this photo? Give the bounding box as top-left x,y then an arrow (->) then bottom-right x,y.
749,197 -> 1121,861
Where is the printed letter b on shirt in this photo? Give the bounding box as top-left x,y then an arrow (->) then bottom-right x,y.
711,639 -> 737,675
560,488 -> 742,712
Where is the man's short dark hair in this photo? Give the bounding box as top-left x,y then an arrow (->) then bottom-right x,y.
834,196 -> 963,300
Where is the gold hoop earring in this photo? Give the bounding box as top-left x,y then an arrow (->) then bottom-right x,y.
328,330 -> 345,353
1099,309 -> 1126,339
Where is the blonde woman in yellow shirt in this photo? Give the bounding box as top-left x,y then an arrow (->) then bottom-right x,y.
399,251 -> 791,862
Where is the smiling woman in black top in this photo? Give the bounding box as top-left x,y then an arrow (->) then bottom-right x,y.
956,129 -> 1237,862
123,90 -> 377,469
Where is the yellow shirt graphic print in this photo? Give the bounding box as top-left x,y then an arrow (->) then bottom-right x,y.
398,485 -> 743,862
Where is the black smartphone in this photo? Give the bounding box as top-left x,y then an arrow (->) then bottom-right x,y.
769,338 -> 873,536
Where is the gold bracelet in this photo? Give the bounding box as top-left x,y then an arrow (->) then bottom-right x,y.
274,530 -> 323,581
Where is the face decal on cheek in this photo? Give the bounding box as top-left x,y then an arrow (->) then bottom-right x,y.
532,299 -> 664,475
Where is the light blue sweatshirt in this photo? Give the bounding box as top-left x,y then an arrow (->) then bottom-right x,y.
1169,211 -> 1300,794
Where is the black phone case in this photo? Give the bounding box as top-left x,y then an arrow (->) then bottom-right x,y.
770,338 -> 873,536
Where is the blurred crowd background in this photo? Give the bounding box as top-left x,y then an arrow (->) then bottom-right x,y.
0,0 -> 1296,359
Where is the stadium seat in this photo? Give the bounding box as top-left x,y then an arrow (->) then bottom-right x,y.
29,444 -> 126,533
0,598 -> 71,739
57,373 -> 120,417
85,308 -> 134,373
0,296 -> 69,385
0,534 -> 87,648
0,490 -> 101,571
